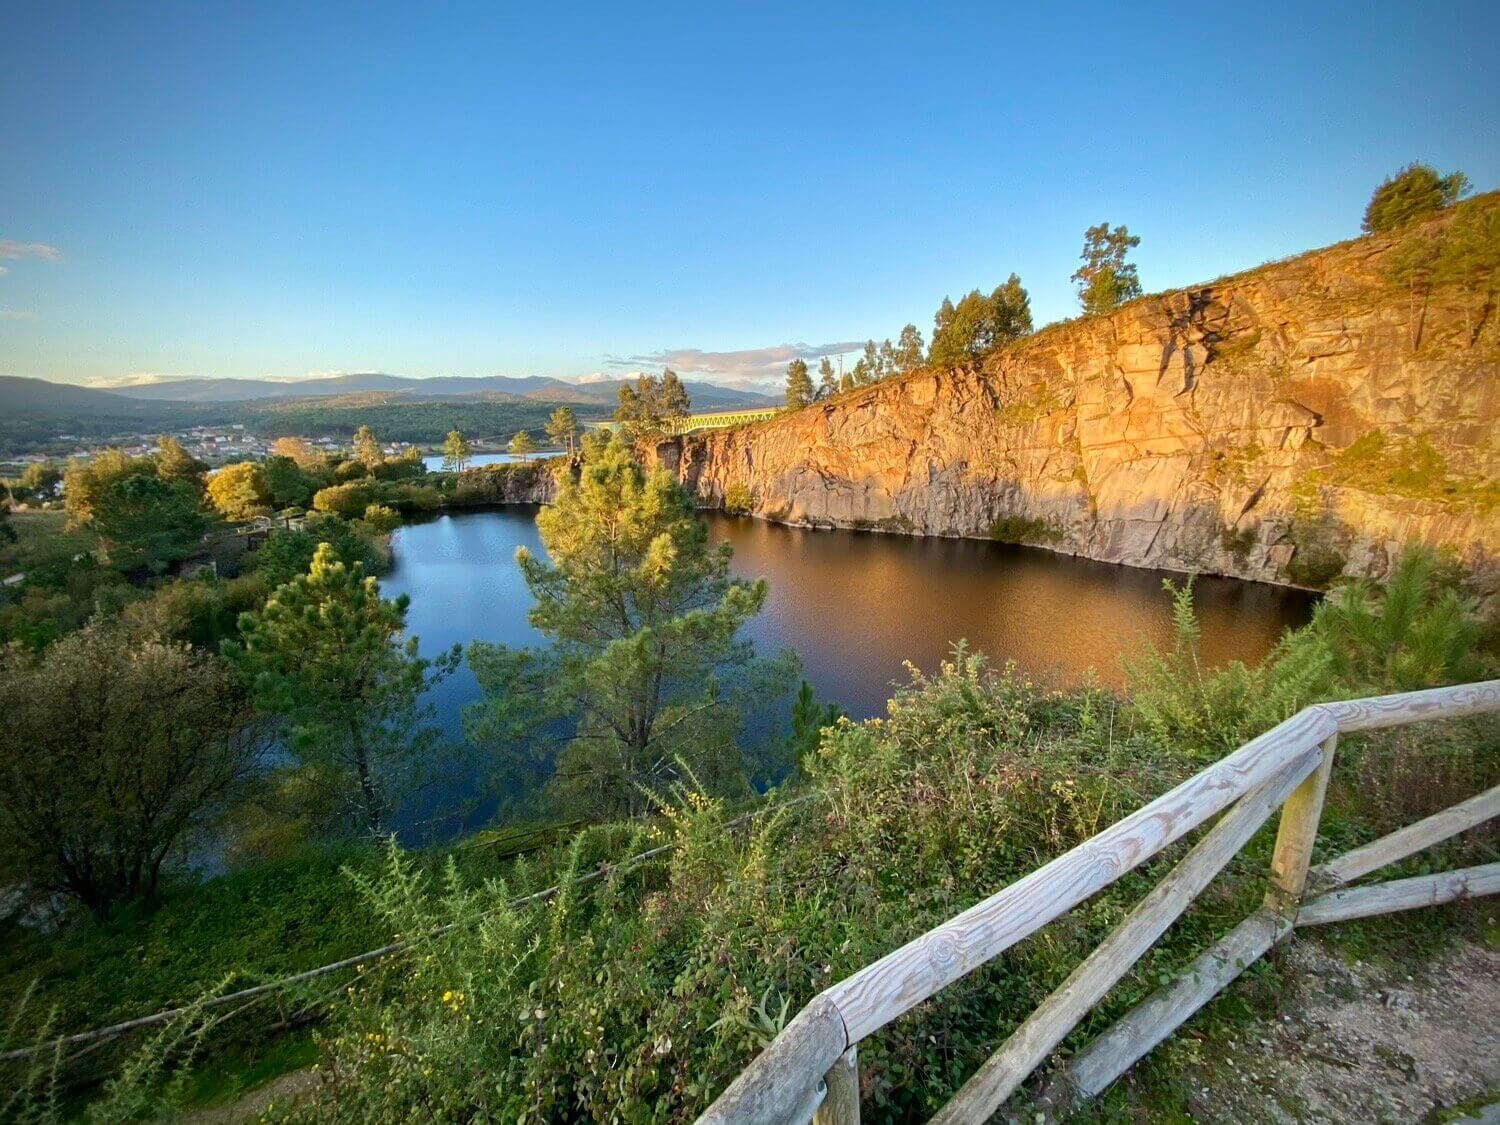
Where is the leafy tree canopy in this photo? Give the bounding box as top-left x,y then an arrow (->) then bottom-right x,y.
442,429 -> 472,472
545,407 -> 578,456
1073,223 -> 1142,316
507,429 -> 538,459
817,357 -> 839,400
0,623 -> 264,917
615,368 -> 691,442
929,274 -> 1033,367
1362,162 -> 1470,233
353,424 -> 384,468
207,461 -> 272,522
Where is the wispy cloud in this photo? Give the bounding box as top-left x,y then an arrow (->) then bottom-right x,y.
0,240 -> 63,262
0,266 -> 8,277
604,341 -> 863,387
0,307 -> 39,320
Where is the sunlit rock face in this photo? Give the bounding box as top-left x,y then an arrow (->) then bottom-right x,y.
651,198 -> 1499,589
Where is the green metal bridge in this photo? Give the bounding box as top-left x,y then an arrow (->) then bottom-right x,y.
592,407 -> 781,436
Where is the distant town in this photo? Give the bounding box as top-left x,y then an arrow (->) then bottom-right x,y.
0,425 -> 509,473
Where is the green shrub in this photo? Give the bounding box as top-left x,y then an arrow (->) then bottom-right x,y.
722,483 -> 752,516
1121,579 -> 1332,758
311,481 -> 377,519
1219,522 -> 1257,564
1286,536 -> 1347,589
988,513 -> 1060,544
361,504 -> 401,535
1306,547 -> 1484,692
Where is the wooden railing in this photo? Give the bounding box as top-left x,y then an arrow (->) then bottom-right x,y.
697,680 -> 1500,1124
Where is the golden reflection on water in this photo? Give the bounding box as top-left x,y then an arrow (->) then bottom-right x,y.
706,514 -> 1313,717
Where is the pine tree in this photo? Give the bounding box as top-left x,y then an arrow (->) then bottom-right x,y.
785,358 -> 814,409
789,679 -> 842,774
442,429 -> 472,472
545,406 -> 578,456
1362,163 -> 1470,233
466,435 -> 794,819
227,544 -> 457,832
507,429 -> 538,460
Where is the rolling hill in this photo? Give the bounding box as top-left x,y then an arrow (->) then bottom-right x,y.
103,373 -> 778,410
0,373 -> 779,456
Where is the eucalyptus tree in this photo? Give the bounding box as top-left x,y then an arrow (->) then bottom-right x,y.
930,275 -> 1033,366
1072,224 -> 1141,315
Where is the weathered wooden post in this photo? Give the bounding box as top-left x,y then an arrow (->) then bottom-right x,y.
813,1045 -> 859,1125
1265,730 -> 1337,918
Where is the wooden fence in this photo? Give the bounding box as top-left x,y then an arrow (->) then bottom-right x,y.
696,680 -> 1500,1124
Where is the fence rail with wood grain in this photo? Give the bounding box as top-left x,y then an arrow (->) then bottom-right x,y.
696,679 -> 1500,1124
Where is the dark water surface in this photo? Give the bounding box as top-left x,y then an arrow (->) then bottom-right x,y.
384,507 -> 1315,727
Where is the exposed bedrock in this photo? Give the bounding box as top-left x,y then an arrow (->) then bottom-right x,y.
649,199 -> 1499,590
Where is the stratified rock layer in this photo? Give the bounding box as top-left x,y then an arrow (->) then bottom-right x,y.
654,199 -> 1499,588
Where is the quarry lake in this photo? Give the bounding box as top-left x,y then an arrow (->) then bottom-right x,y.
384,506 -> 1315,737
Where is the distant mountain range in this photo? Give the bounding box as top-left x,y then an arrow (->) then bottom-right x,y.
0,374 -> 780,457
95,373 -> 779,409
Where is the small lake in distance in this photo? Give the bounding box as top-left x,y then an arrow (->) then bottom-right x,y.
419,451 -> 530,471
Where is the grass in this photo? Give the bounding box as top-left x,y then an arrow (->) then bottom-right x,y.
1300,429 -> 1499,515
175,1029 -> 319,1109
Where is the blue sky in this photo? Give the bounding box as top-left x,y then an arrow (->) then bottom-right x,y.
3,1 -> 1497,389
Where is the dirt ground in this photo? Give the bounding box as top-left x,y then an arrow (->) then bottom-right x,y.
1178,937 -> 1499,1123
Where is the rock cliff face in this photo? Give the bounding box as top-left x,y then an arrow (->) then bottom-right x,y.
449,460 -> 560,505
654,198 -> 1499,589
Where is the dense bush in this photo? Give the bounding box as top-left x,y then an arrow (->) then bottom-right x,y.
1122,548 -> 1489,758
252,515 -> 382,587
721,482 -> 752,516
1121,579 -> 1331,757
